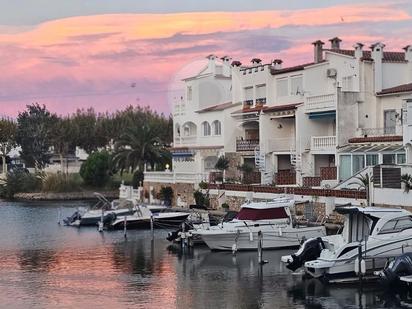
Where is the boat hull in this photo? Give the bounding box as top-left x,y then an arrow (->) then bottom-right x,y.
197,226 -> 326,251
110,214 -> 190,230
304,236 -> 412,279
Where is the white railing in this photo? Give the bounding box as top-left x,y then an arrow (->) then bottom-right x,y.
305,93 -> 336,113
361,126 -> 403,137
311,135 -> 336,153
265,138 -> 295,153
144,171 -> 208,184
175,135 -> 197,146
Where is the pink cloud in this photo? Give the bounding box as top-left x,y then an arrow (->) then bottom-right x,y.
0,2 -> 410,117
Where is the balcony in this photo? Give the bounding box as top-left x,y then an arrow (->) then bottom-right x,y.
175,135 -> 197,146
265,138 -> 295,153
311,135 -> 336,154
305,93 -> 336,113
275,170 -> 296,185
236,139 -> 259,152
361,126 -> 402,137
144,171 -> 209,184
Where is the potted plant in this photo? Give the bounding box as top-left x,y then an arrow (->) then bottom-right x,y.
221,202 -> 230,212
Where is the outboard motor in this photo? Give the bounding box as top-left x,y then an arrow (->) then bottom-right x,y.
286,237 -> 326,271
167,222 -> 192,242
63,211 -> 82,225
379,253 -> 412,287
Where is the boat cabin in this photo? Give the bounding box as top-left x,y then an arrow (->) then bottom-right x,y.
336,207 -> 412,244
234,198 -> 294,223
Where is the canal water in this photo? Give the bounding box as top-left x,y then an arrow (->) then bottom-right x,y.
0,200 -> 410,309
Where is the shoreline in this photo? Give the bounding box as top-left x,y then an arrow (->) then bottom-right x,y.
12,190 -> 118,201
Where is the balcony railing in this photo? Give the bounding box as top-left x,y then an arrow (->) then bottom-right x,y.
236,139 -> 259,152
144,171 -> 209,184
361,126 -> 402,137
275,169 -> 296,185
305,93 -> 336,113
176,135 -> 197,145
256,98 -> 266,105
311,136 -> 336,153
265,138 -> 295,153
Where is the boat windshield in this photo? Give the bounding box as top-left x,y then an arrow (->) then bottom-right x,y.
236,207 -> 289,221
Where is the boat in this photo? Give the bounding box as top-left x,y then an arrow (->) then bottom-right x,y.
64,193 -> 136,227
108,205 -> 190,229
281,206 -> 412,280
191,197 -> 326,251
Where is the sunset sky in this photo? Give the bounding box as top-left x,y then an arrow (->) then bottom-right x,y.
1,0 -> 412,117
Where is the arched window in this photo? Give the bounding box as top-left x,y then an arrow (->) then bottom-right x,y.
202,121 -> 211,136
175,123 -> 180,137
212,120 -> 222,136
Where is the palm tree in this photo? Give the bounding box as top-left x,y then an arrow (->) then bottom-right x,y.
401,174 -> 412,193
215,156 -> 230,183
348,173 -> 373,206
112,123 -> 170,174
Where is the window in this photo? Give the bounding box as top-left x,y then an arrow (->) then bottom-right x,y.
202,121 -> 211,136
397,153 -> 406,164
383,154 -> 396,164
212,120 -> 221,136
379,217 -> 412,234
277,78 -> 288,97
339,155 -> 352,181
256,84 -> 266,102
187,86 -> 192,101
175,124 -> 180,137
352,155 -> 365,174
291,76 -> 303,96
366,154 -> 378,166
384,110 -> 396,134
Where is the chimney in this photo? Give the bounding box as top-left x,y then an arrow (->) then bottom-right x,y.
404,45 -> 412,82
370,42 -> 385,92
312,40 -> 325,63
231,60 -> 242,67
272,59 -> 283,70
206,54 -> 217,75
221,55 -> 232,77
353,42 -> 364,59
329,37 -> 342,49
251,58 -> 262,65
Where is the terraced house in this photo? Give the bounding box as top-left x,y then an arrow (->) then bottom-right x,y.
144,38 -> 412,206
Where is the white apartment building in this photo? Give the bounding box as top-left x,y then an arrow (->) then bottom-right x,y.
145,38 -> 412,192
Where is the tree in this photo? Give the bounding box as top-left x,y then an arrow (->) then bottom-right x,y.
16,104 -> 58,169
215,156 -> 230,182
70,108 -> 100,154
112,121 -> 170,174
51,117 -> 77,174
0,118 -> 17,174
348,173 -> 373,206
401,174 -> 412,193
79,151 -> 111,187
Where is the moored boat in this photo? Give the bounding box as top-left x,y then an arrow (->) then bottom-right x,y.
192,197 -> 326,251
281,206 -> 412,280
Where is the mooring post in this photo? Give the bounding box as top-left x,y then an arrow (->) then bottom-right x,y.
181,222 -> 186,248
358,243 -> 362,283
258,231 -> 263,264
57,208 -> 62,225
150,215 -> 154,240
123,215 -> 127,239
98,208 -> 104,232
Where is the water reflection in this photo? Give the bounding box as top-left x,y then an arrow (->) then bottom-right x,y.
2,201 -> 412,308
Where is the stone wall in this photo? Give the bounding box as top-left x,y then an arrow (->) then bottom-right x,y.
143,181 -> 195,207
224,152 -> 242,181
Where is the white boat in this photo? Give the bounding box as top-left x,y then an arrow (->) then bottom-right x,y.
281,206 -> 412,280
64,193 -> 135,227
109,205 -> 190,229
192,197 -> 326,251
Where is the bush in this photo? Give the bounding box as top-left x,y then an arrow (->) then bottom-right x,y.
221,203 -> 229,210
198,181 -> 208,190
194,190 -> 210,208
41,173 -> 82,193
79,151 -> 111,187
132,170 -> 144,188
0,170 -> 41,198
159,186 -> 173,206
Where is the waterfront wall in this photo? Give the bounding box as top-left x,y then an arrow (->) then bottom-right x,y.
14,190 -> 118,201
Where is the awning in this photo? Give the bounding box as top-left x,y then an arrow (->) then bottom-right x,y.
308,111 -> 336,119
338,144 -> 405,154
172,152 -> 193,157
